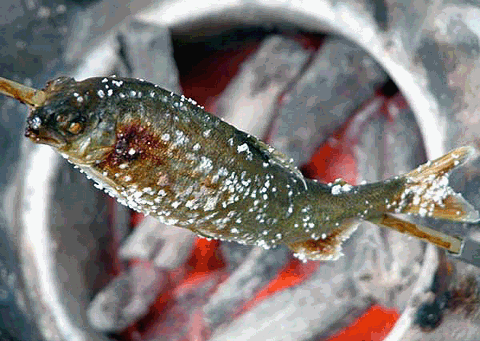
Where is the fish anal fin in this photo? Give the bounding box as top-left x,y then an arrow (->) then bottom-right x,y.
371,213 -> 462,254
288,219 -> 359,261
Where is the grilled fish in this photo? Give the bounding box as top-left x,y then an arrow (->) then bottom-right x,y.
1,76 -> 478,261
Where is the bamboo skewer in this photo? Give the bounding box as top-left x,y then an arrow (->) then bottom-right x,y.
0,77 -> 46,107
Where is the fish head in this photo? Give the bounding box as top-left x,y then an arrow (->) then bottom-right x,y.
25,77 -> 117,165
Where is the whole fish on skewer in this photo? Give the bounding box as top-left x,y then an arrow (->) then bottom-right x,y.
1,76 -> 478,261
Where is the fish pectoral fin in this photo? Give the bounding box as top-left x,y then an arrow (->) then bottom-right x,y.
288,219 -> 360,261
369,213 -> 463,254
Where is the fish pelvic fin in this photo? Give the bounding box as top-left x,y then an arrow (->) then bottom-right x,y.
390,146 -> 479,223
288,219 -> 360,262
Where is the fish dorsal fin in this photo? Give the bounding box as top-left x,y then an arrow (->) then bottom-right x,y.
252,138 -> 307,188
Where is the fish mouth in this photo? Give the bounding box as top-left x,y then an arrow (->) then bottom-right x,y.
25,126 -> 67,148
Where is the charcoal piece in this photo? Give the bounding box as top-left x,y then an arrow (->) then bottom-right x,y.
143,274 -> 221,341
220,241 -> 253,273
269,36 -> 388,165
87,263 -> 166,332
217,35 -> 309,139
87,276 -> 131,332
351,94 -> 425,310
65,0 -> 132,79
208,255 -> 370,341
203,246 -> 290,330
383,94 -> 427,178
151,229 -> 195,269
65,0 -> 153,66
119,216 -> 195,270
354,99 -> 387,183
117,20 -> 181,93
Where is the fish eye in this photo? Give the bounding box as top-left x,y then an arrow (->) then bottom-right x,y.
68,121 -> 83,135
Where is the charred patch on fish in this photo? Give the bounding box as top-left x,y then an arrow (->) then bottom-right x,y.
105,122 -> 167,167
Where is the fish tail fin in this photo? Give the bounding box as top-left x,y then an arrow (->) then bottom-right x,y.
390,146 -> 479,223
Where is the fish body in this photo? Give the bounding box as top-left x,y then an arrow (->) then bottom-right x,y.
16,76 -> 480,260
